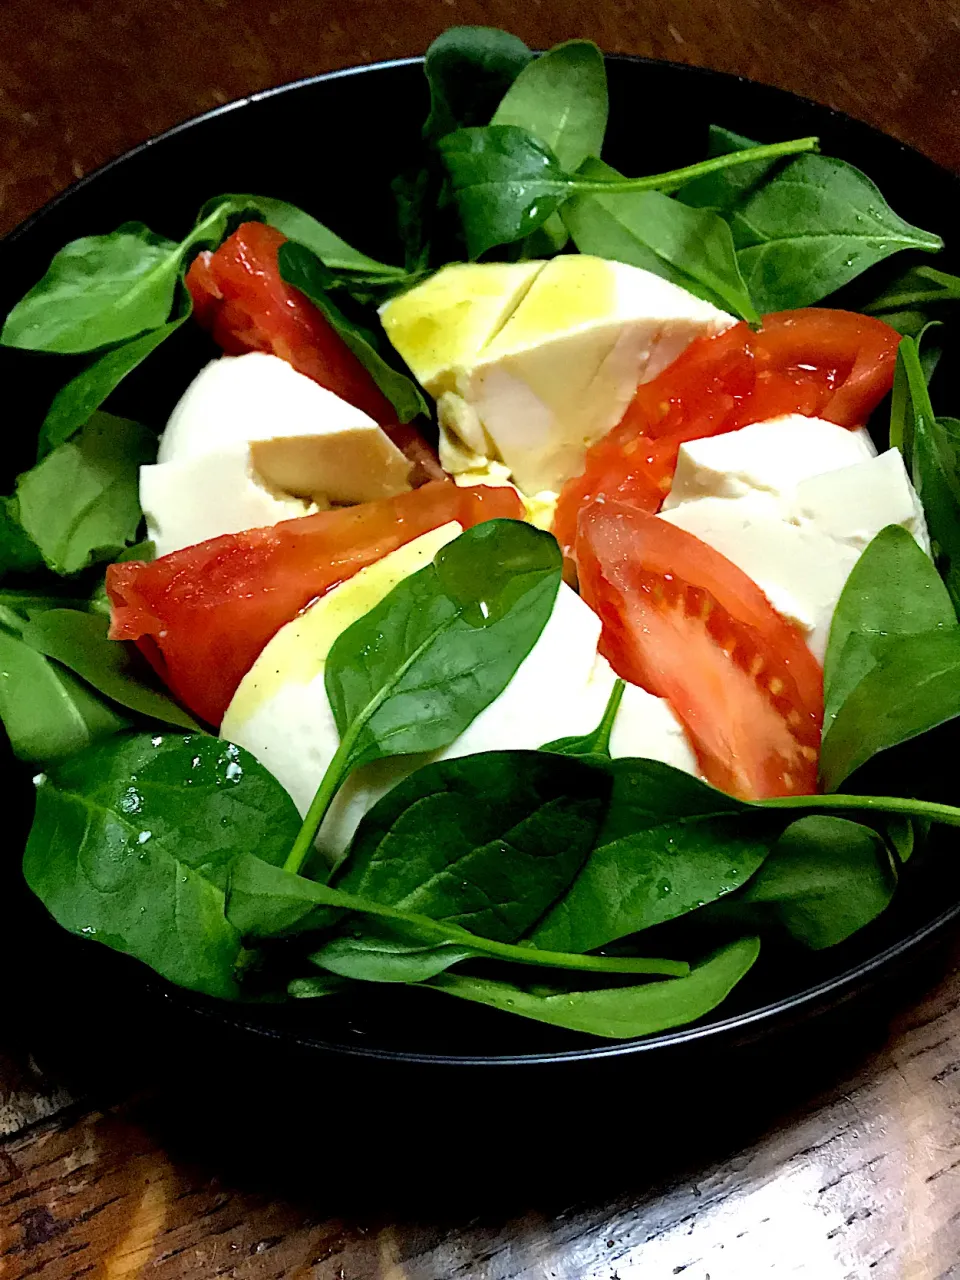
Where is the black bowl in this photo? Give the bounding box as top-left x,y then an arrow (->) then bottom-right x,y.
4,53 -> 960,1082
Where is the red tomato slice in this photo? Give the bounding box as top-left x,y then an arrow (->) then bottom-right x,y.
553,309 -> 900,559
185,223 -> 446,484
107,482 -> 522,727
577,502 -> 823,799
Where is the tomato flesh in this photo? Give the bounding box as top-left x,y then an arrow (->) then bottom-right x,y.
107,482 -> 522,727
577,502 -> 823,799
185,222 -> 445,483
553,309 -> 900,557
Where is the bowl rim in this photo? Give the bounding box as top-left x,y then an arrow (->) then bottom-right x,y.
7,49 -> 960,1067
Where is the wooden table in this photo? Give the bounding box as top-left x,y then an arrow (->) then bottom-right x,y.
3,2 -> 960,1274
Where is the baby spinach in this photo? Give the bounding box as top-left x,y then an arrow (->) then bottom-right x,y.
277,242 -> 428,422
427,937 -> 760,1039
20,609 -> 199,730
23,733 -> 301,999
334,750 -> 609,941
0,498 -> 43,575
38,313 -> 190,456
562,157 -> 757,320
1,224 -> 184,354
422,26 -> 532,143
228,854 -> 686,979
679,129 -> 943,312
705,816 -> 897,950
820,630 -> 960,790
438,126 -> 818,259
530,759 -> 778,954
863,264 -> 960,337
16,412 -> 154,576
285,520 -> 561,872
0,627 -> 129,763
823,525 -> 957,727
678,125 -> 782,212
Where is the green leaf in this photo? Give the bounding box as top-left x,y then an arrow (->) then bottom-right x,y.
707,815 -> 897,949
1,224 -> 182,353
541,678 -> 624,759
310,921 -> 480,984
277,241 -> 428,423
563,157 -> 757,320
862,264 -> 960,337
427,937 -> 760,1039
423,26 -> 533,142
327,519 -> 560,771
0,496 -> 43,575
38,313 -> 189,455
17,412 -> 155,576
679,125 -> 784,212
20,609 -> 199,730
438,125 -> 575,258
823,525 -> 957,727
23,734 -> 302,998
724,152 -> 943,311
0,628 -> 129,762
530,759 -> 776,953
335,751 -> 610,942
820,629 -> 960,790
228,854 -> 686,979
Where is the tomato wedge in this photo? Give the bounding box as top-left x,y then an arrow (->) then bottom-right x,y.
107,482 -> 522,727
186,222 -> 445,484
577,502 -> 823,799
553,309 -> 900,558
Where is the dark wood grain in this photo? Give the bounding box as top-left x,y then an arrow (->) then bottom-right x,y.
4,1 -> 960,1275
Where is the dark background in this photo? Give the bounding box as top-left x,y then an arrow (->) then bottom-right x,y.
2,0 -> 958,238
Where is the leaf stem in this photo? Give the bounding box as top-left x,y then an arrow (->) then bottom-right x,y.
573,136 -> 819,196
283,729 -> 359,875
760,792 -> 960,827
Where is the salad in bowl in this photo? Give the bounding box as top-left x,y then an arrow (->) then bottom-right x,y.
3,28 -> 960,1043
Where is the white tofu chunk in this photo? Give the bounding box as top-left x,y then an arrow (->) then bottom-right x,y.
659,496 -> 860,662
663,415 -> 876,510
790,448 -> 931,553
159,351 -> 412,504
223,527 -> 699,855
140,445 -> 317,559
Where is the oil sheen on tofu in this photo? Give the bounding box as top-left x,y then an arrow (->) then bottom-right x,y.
380,256 -> 735,499
659,415 -> 931,660
141,352 -> 412,557
221,524 -> 699,855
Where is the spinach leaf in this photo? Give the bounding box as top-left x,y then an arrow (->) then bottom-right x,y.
427,937 -> 760,1039
531,759 -> 776,953
438,127 -> 817,259
310,921 -> 480,984
0,497 -> 43,575
0,628 -> 129,763
23,733 -> 301,999
285,520 -> 561,872
863,264 -> 960,337
423,26 -> 532,143
277,242 -> 428,422
820,629 -> 960,791
334,750 -> 609,941
228,854 -> 686,978
891,335 -> 960,608
542,678 -> 624,759
17,412 -> 154,575
823,525 -> 957,727
704,816 -> 897,949
694,132 -> 943,311
679,125 -> 782,212
1,224 -> 183,353
20,609 -> 199,730
491,39 -> 607,256
38,313 -> 189,456
563,158 -> 757,320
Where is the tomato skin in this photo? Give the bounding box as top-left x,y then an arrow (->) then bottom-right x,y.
185,223 -> 446,484
553,309 -> 900,558
577,502 -> 823,799
107,482 -> 522,727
